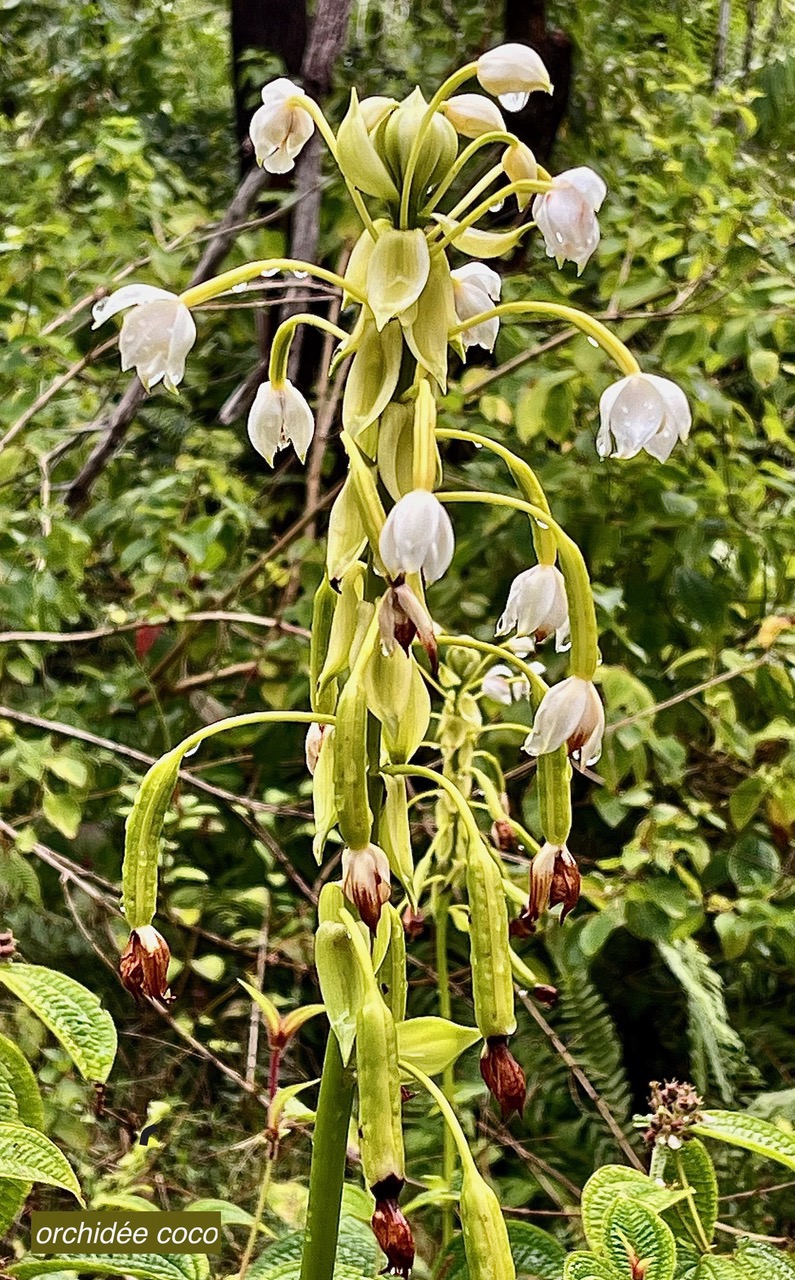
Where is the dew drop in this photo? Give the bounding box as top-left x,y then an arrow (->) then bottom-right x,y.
231,281 -> 248,294
587,336 -> 599,348
261,267 -> 279,278
499,91 -> 530,113
292,270 -> 309,279
489,199 -> 505,213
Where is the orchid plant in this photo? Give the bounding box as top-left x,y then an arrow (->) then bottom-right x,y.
97,44 -> 695,1280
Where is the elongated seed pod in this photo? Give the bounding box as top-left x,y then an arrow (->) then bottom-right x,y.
460,1165 -> 516,1280
376,904 -> 407,1024
537,745 -> 572,847
356,988 -> 405,1189
309,577 -> 338,714
465,839 -> 516,1041
334,672 -> 373,852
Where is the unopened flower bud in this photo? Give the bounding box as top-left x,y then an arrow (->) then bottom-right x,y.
247,379 -> 315,467
496,563 -> 570,651
249,78 -> 314,173
379,490 -> 455,585
532,983 -> 559,1007
402,905 -> 426,941
371,1177 -> 415,1279
523,676 -> 604,765
482,663 -> 529,705
480,1035 -> 526,1119
451,263 -> 502,353
92,286 -> 197,393
304,722 -> 328,775
342,843 -> 391,932
642,1079 -> 704,1147
502,141 -> 538,209
533,167 -> 606,273
598,372 -> 691,463
525,841 -> 580,929
477,42 -> 553,111
491,818 -> 518,853
442,94 -> 505,138
359,95 -> 398,132
119,926 -> 172,1002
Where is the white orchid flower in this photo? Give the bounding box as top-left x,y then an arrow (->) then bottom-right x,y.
532,167 -> 607,273
451,262 -> 502,352
482,664 -> 530,704
598,373 -> 691,462
379,489 -> 455,585
249,78 -> 314,174
477,43 -> 553,112
442,94 -> 506,138
92,285 -> 197,393
247,380 -> 315,466
523,676 -> 605,765
496,563 -> 570,651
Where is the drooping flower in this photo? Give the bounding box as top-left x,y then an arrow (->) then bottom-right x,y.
532,167 -> 607,273
92,286 -> 197,393
502,140 -> 538,209
477,42 -> 552,111
371,1178 -> 415,1279
341,843 -> 391,932
481,664 -> 529,705
119,926 -> 172,1002
378,581 -> 438,672
480,1036 -> 526,1119
247,380 -> 315,466
249,78 -> 314,173
597,373 -> 691,462
442,94 -> 505,138
451,262 -> 502,352
304,722 -> 328,775
523,676 -> 604,765
496,563 -> 570,651
379,490 -> 455,585
526,841 -> 581,928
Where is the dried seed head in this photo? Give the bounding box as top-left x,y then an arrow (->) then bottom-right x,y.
525,842 -> 580,930
480,1036 -> 526,1120
532,983 -> 560,1008
0,931 -> 16,959
371,1177 -> 415,1278
491,817 -> 518,853
119,926 -> 172,1002
401,905 -> 426,941
642,1078 -> 704,1147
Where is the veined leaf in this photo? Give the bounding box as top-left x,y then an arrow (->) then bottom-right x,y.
693,1110 -> 795,1172
735,1238 -> 795,1280
692,1261 -> 744,1280
564,1255 -> 620,1280
581,1166 -> 688,1253
668,1139 -> 718,1247
247,1215 -> 378,1280
438,1220 -> 566,1280
0,1032 -> 44,1129
0,1179 -> 29,1240
0,965 -> 116,1082
603,1197 -> 676,1280
9,1254 -> 210,1280
0,1122 -> 82,1201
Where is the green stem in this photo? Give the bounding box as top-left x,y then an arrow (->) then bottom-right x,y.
435,892 -> 456,1247
399,1059 -> 477,1175
430,177 -> 552,249
294,95 -> 380,239
421,131 -> 521,216
437,492 -> 599,681
399,62 -> 478,227
180,259 -> 367,309
270,313 -> 349,385
444,163 -> 504,223
239,1154 -> 274,1280
436,634 -> 548,704
298,1032 -> 356,1280
649,1144 -> 668,1182
449,300 -> 640,377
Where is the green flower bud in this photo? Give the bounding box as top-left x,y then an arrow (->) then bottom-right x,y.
314,917 -> 364,1066
459,1164 -> 516,1280
342,317 -> 403,436
401,250 -> 456,391
397,1016 -> 480,1078
356,987 -> 406,1189
365,228 -> 430,331
336,88 -> 399,202
316,562 -> 366,700
383,87 -> 458,213
326,478 -> 367,584
379,774 -> 415,901
311,723 -> 338,863
374,903 -> 408,1023
377,401 -> 415,502
335,664 -> 374,852
365,646 -> 431,764
309,577 -> 337,713
434,212 -> 526,258
466,839 -> 516,1042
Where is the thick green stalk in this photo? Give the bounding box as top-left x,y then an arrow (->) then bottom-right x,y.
435,892 -> 456,1247
298,1032 -> 356,1280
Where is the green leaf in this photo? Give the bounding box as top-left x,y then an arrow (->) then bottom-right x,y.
693,1109 -> 795,1171
668,1139 -> 718,1247
564,1256 -> 620,1280
603,1197 -> 676,1280
581,1167 -> 688,1253
9,1255 -> 209,1280
728,776 -> 765,830
691,1261 -> 744,1280
42,789 -> 82,840
0,1031 -> 44,1128
397,1017 -> 481,1078
186,1197 -> 266,1230
438,1220 -> 565,1280
735,1239 -> 795,1280
0,965 -> 117,1082
0,1179 -> 29,1239
0,1122 -> 82,1201
247,1216 -> 378,1280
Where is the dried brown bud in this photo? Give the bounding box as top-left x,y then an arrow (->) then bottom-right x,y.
379,581 -> 438,674
491,818 -> 518,853
342,843 -> 391,933
480,1036 -> 526,1120
401,905 -> 425,941
532,984 -> 559,1007
526,842 -> 580,929
642,1078 -> 704,1148
549,847 -> 580,922
371,1177 -> 415,1278
0,931 -> 16,960
119,926 -> 172,1002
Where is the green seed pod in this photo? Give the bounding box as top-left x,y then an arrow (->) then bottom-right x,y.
383,87 -> 458,211
459,1164 -> 516,1280
537,746 -> 572,847
315,919 -> 364,1066
379,774 -> 415,902
373,903 -> 407,1024
310,577 -> 338,714
334,670 -> 373,852
356,986 -> 405,1189
465,839 -> 516,1041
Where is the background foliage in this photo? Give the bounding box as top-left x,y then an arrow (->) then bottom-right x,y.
2,0 -> 795,1268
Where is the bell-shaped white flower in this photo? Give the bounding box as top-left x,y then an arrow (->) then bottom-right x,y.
533,167 -> 607,274
597,373 -> 691,462
523,676 -> 605,765
249,78 -> 314,174
482,664 -> 530,705
342,842 -> 391,932
379,489 -> 455,585
442,94 -> 505,138
92,285 -> 197,393
477,43 -> 552,112
496,563 -> 570,651
451,263 -> 502,352
502,141 -> 537,209
247,380 -> 315,466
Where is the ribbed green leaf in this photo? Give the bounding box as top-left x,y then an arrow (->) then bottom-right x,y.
581,1166 -> 688,1253
735,1239 -> 795,1279
436,1220 -> 565,1279
564,1255 -> 620,1280
692,1260 -> 744,1280
9,1254 -> 209,1280
247,1217 -> 378,1280
668,1139 -> 718,1246
693,1110 -> 795,1172
0,1122 -> 82,1201
0,1067 -> 18,1120
0,1179 -> 29,1239
603,1198 -> 676,1280
0,1032 -> 44,1128
0,965 -> 116,1083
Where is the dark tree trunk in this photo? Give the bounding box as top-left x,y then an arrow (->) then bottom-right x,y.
230,0 -> 309,167
502,0 -> 572,163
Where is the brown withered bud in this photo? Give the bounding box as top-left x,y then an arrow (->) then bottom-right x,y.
491,817 -> 519,854
371,1176 -> 415,1278
525,842 -> 580,930
642,1078 -> 703,1149
401,905 -> 425,941
378,580 -> 438,674
532,984 -> 560,1008
0,931 -> 16,960
480,1036 -> 526,1120
341,843 -> 391,933
119,926 -> 172,1002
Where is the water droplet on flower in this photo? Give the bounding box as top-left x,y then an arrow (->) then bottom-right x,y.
183,743 -> 201,758
292,270 -> 309,279
587,336 -> 599,348
499,91 -> 530,113
489,199 -> 505,212
231,282 -> 248,294
473,441 -> 483,449
555,231 -> 564,244
261,268 -> 279,278
536,519 -> 549,530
